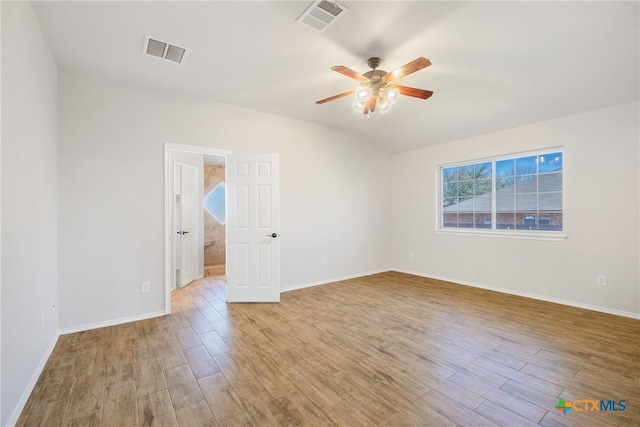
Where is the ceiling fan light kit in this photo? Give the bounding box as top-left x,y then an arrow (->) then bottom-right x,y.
317,56 -> 433,118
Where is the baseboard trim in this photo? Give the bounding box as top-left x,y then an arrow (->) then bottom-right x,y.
7,330 -> 60,427
281,269 -> 392,293
392,268 -> 640,320
58,310 -> 167,335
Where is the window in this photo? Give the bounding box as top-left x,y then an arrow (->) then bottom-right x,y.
441,150 -> 562,233
204,182 -> 226,225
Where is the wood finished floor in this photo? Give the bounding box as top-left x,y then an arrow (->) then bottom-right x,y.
17,272 -> 640,426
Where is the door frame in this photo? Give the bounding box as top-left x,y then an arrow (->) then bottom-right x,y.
164,142 -> 232,315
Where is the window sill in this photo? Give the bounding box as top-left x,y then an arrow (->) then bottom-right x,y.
433,228 -> 567,242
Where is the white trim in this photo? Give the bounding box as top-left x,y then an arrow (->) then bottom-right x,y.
166,142 -> 232,156
6,331 -> 60,427
164,142 -> 232,316
392,268 -> 640,320
164,144 -> 172,314
58,311 -> 166,335
433,228 -> 567,242
281,269 -> 391,293
437,146 -> 564,169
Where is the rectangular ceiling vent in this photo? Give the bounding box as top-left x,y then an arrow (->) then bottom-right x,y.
144,36 -> 187,64
296,0 -> 348,32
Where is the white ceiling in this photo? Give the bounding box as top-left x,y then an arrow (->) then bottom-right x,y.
32,1 -> 639,153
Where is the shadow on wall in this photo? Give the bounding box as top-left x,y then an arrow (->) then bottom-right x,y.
204,164 -> 226,275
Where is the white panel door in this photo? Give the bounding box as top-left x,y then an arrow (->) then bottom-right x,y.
180,163 -> 198,287
226,153 -> 280,302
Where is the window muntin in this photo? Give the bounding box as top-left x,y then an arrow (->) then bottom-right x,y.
441,151 -> 562,232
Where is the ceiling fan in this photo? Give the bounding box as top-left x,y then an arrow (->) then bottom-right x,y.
316,56 -> 433,116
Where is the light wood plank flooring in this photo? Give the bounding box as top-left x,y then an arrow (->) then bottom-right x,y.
17,272 -> 640,426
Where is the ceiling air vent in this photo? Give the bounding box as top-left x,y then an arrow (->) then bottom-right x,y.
296,0 -> 348,32
144,36 -> 187,64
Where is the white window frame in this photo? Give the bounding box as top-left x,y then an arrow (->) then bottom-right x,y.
435,147 -> 567,242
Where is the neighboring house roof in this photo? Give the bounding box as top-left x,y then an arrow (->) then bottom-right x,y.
443,172 -> 561,213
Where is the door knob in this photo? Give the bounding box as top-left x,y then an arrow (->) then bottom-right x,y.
267,233 -> 278,238
176,231 -> 190,235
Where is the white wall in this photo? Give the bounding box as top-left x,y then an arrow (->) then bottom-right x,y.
58,72 -> 392,330
1,2 -> 59,425
392,101 -> 640,317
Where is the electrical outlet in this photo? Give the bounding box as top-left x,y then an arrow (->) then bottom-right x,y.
322,258 -> 327,267
596,275 -> 607,287
409,251 -> 414,259
141,281 -> 151,293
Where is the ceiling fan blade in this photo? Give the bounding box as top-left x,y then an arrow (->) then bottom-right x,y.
397,85 -> 434,100
316,90 -> 356,105
331,66 -> 369,82
383,57 -> 432,81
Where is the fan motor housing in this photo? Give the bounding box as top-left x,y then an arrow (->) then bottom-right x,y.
363,69 -> 387,80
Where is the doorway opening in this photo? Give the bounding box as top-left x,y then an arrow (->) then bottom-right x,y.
203,156 -> 226,277
164,143 -> 232,314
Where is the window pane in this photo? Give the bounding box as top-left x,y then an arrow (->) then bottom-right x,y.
496,176 -> 514,192
474,194 -> 492,212
475,162 -> 492,179
516,155 -> 537,175
539,172 -> 562,192
443,167 -> 457,183
496,194 -> 514,211
516,175 -> 537,193
474,212 -> 491,229
497,213 -> 515,229
458,213 -> 474,228
457,165 -> 474,181
541,212 -> 562,231
516,194 -> 537,212
443,197 -> 458,209
443,212 -> 458,228
517,213 -> 538,230
458,181 -> 473,198
539,193 -> 562,211
443,182 -> 458,198
475,179 -> 492,196
496,159 -> 514,177
538,152 -> 562,173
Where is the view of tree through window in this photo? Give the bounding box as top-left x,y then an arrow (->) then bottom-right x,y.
442,162 -> 493,228
442,151 -> 563,231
